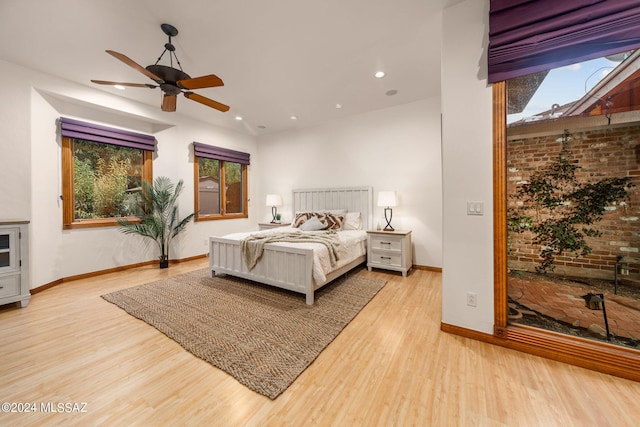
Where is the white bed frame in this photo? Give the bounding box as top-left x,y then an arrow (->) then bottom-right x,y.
209,187 -> 372,304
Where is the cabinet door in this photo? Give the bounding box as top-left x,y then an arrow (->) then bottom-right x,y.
0,228 -> 19,274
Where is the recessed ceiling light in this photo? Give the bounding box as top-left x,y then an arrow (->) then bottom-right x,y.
386,89 -> 398,96
114,84 -> 126,90
257,125 -> 267,129
290,115 -> 298,120
375,71 -> 385,78
335,103 -> 342,109
235,116 -> 243,121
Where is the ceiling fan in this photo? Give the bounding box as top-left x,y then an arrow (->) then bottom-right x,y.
92,23 -> 229,113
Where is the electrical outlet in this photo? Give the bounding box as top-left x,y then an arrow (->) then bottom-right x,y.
466,292 -> 478,307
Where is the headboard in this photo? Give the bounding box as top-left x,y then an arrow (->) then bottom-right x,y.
292,187 -> 373,230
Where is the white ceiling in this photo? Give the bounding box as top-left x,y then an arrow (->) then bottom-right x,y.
0,0 -> 448,135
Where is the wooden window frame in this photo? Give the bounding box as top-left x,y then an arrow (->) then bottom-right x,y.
493,81 -> 640,382
61,137 -> 153,229
193,155 -> 248,221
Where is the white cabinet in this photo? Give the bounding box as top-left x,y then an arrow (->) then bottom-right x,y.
366,230 -> 412,277
0,221 -> 30,308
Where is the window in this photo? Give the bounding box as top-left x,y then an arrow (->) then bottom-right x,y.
193,142 -> 249,221
492,55 -> 640,382
60,118 -> 154,229
487,0 -> 640,382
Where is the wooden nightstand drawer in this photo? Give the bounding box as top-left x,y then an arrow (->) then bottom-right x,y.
370,234 -> 403,251
0,274 -> 20,298
369,252 -> 402,267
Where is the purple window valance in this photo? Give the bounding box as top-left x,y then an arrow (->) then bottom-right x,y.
488,0 -> 640,83
59,117 -> 156,151
193,142 -> 250,165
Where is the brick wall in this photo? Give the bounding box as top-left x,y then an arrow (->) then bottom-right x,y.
507,124 -> 640,282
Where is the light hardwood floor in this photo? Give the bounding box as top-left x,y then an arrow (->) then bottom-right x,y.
1,259 -> 640,426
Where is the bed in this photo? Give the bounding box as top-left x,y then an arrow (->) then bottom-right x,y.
209,187 -> 372,304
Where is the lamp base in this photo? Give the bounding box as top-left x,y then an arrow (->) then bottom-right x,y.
383,207 -> 394,231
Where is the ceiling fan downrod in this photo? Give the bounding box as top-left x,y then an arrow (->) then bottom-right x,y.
155,23 -> 183,71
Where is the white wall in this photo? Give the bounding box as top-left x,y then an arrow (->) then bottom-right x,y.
257,98 -> 443,268
441,0 -> 495,333
0,59 -> 258,289
0,61 -> 31,219
1,4 -> 495,335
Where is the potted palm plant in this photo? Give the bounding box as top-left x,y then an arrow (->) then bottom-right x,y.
117,176 -> 195,268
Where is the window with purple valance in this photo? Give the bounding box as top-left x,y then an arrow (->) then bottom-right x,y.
59,117 -> 156,151
193,142 -> 250,165
488,0 -> 640,83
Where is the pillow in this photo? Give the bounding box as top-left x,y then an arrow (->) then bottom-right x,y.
292,212 -> 344,230
299,215 -> 328,231
292,212 -> 313,228
324,209 -> 347,215
324,213 -> 344,230
343,212 -> 361,230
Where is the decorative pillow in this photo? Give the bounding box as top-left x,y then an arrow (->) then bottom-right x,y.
343,212 -> 361,230
292,212 -> 344,230
324,213 -> 344,230
292,212 -> 313,228
299,215 -> 328,231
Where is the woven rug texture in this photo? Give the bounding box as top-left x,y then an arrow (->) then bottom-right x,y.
102,268 -> 386,399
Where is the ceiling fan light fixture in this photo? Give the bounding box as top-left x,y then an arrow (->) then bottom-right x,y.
114,84 -> 126,90
91,23 -> 229,113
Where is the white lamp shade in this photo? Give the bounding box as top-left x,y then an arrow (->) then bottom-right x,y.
377,191 -> 397,207
266,194 -> 282,207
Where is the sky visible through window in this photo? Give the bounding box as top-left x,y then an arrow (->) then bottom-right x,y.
507,56 -> 624,124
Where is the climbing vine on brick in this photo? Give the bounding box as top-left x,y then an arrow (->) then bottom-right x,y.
508,130 -> 634,273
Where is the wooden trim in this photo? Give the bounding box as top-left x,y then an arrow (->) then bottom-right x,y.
61,137 -> 74,229
142,149 -> 153,182
30,253 -> 207,294
492,80 -> 640,382
62,139 -> 153,229
412,265 -> 442,273
443,322 -> 640,382
194,156 -> 200,220
493,82 -> 508,330
30,278 -> 63,295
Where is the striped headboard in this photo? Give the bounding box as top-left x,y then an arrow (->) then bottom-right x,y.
292,187 -> 373,230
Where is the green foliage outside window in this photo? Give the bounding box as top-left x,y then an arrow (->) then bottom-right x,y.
73,139 -> 143,220
508,130 -> 633,272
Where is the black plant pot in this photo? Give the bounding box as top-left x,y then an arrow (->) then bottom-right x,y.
159,259 -> 169,269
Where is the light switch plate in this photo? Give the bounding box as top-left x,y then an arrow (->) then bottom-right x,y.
467,201 -> 484,216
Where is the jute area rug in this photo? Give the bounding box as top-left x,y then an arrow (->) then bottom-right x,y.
102,268 -> 386,399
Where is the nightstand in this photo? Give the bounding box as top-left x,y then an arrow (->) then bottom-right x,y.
258,222 -> 291,231
366,230 -> 412,276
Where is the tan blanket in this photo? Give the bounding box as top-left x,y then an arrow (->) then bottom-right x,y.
241,230 -> 341,270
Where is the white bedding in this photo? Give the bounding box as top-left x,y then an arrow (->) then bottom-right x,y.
223,227 -> 367,284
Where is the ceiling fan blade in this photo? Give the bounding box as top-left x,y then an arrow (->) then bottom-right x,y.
91,80 -> 157,88
105,50 -> 165,83
162,94 -> 177,112
183,92 -> 230,112
177,74 -> 224,90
